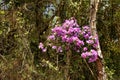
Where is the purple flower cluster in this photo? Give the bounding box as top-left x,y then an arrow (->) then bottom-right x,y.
81,49 -> 98,63
39,18 -> 99,62
39,42 -> 47,52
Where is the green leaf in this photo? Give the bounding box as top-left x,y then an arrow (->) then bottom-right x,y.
0,30 -> 3,35
0,11 -> 5,15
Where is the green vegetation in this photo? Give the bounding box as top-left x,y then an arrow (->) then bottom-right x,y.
0,0 -> 120,80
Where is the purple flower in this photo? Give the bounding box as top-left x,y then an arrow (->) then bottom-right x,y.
62,18 -> 79,28
81,52 -> 92,59
66,37 -> 73,43
86,40 -> 94,44
72,36 -> 79,41
69,19 -> 74,26
73,28 -> 81,33
85,52 -> 92,56
48,35 -> 55,40
69,18 -> 79,27
88,55 -> 98,63
57,46 -> 63,53
87,31 -> 91,35
93,43 -> 98,48
76,40 -> 84,47
81,52 -> 87,58
83,26 -> 90,30
51,26 -> 60,32
39,43 -> 47,52
62,20 -> 71,28
88,36 -> 93,39
62,35 -> 67,42
81,31 -> 86,35
91,49 -> 98,56
52,27 -> 67,36
88,49 -> 98,63
81,50 -> 98,62
83,47 -> 88,51
39,42 -> 44,49
39,17 -> 99,63
42,48 -> 47,52
52,46 -> 57,49
67,27 -> 81,36
84,34 -> 89,39
68,27 -> 74,34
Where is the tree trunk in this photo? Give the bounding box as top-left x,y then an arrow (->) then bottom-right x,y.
89,0 -> 107,80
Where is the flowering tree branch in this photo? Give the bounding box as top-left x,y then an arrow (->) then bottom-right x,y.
39,17 -> 100,79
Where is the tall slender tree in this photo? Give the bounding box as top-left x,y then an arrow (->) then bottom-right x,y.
89,0 -> 107,80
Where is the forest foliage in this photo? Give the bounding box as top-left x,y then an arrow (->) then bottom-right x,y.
0,0 -> 120,80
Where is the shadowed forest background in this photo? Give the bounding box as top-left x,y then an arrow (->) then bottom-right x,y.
0,0 -> 120,80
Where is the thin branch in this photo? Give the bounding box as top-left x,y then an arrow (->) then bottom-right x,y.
84,59 -> 96,80
0,54 -> 7,62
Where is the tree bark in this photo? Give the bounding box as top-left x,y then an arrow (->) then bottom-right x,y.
89,0 -> 107,80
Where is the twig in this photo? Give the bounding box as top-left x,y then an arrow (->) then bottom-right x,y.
84,59 -> 96,80
0,54 -> 7,62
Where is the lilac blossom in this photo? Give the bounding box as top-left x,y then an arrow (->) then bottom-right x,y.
73,28 -> 81,33
52,27 -> 67,36
39,42 -> 44,49
81,52 -> 87,58
83,26 -> 90,30
57,46 -> 63,53
72,36 -> 79,42
39,18 -> 98,62
66,37 -> 74,43
68,27 -> 74,34
88,49 -> 98,63
62,35 -> 68,42
76,40 -> 84,47
93,43 -> 98,48
83,47 -> 88,51
62,18 -> 78,28
84,34 -> 89,39
62,20 -> 71,28
38,43 -> 47,52
42,48 -> 47,52
48,35 -> 55,40
52,46 -> 57,49
86,40 -> 94,44
81,52 -> 91,58
87,31 -> 91,35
